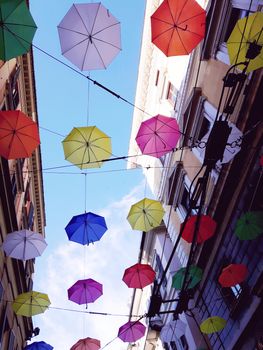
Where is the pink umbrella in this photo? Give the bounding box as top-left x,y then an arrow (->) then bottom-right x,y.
68,278 -> 103,307
70,337 -> 100,350
135,115 -> 181,158
118,321 -> 146,342
122,263 -> 156,289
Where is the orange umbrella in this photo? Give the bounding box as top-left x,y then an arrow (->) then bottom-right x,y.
218,264 -> 248,287
182,215 -> 217,243
151,0 -> 206,56
0,110 -> 40,159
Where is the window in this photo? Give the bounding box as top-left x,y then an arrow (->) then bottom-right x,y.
155,70 -> 160,86
166,82 -> 178,107
179,335 -> 189,350
7,331 -> 15,350
170,341 -> 178,350
176,175 -> 197,222
155,254 -> 167,287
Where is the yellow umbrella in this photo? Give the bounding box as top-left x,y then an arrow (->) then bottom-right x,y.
12,291 -> 51,317
227,12 -> 263,73
200,316 -> 226,334
62,126 -> 112,169
127,198 -> 165,232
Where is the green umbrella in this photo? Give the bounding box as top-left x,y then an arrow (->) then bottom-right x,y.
235,211 -> 263,240
0,0 -> 37,60
172,265 -> 203,290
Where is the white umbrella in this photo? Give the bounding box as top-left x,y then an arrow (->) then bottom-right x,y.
2,229 -> 47,261
160,319 -> 186,342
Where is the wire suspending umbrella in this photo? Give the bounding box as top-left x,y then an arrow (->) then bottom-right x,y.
122,263 -> 156,289
234,211 -> 263,240
57,2 -> 121,71
24,341 -> 53,350
200,316 -> 226,334
172,265 -> 202,290
68,278 -> 103,307
0,0 -> 37,60
70,337 -> 101,350
218,264 -> 248,287
182,215 -> 217,243
160,319 -> 186,342
12,291 -> 50,317
118,321 -> 146,342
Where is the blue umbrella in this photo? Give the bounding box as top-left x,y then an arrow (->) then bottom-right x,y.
24,341 -> 53,350
65,212 -> 108,245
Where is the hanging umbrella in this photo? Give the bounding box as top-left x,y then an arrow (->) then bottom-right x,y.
0,110 -> 40,160
218,263 -> 248,288
234,211 -> 263,240
151,0 -> 206,56
122,263 -> 156,289
160,319 -> 186,342
70,337 -> 100,350
135,115 -> 181,158
2,229 -> 47,261
118,321 -> 146,342
182,215 -> 217,244
12,291 -> 50,317
24,341 -> 53,350
65,212 -> 107,245
68,278 -> 103,306
57,3 -> 121,71
127,198 -> 165,232
0,0 -> 37,60
227,12 -> 263,73
172,265 -> 203,290
62,126 -> 112,169
200,316 -> 226,334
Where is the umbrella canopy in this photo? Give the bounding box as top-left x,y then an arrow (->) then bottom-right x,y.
151,0 -> 206,56
200,316 -> 226,334
234,211 -> 263,240
70,337 -> 100,350
68,278 -> 103,306
65,212 -> 107,245
182,215 -> 217,244
127,198 -> 165,232
2,229 -> 47,261
218,264 -> 248,288
172,265 -> 203,290
135,115 -> 181,158
122,263 -> 156,289
57,2 -> 121,71
0,0 -> 37,60
13,291 -> 50,317
118,321 -> 146,342
227,12 -> 263,73
0,110 -> 40,160
160,319 -> 186,342
62,126 -> 112,169
24,341 -> 53,350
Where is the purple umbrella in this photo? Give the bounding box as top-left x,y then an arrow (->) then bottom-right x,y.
57,3 -> 121,71
135,115 -> 181,158
118,321 -> 146,342
68,278 -> 103,307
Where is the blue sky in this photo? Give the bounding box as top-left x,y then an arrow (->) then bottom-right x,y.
29,1 -> 147,349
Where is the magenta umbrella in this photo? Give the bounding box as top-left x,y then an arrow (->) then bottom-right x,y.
118,321 -> 146,342
68,278 -> 103,307
135,115 -> 181,158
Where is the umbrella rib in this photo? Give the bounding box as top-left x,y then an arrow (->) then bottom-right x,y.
89,36 -> 121,50
2,24 -> 30,53
177,11 -> 205,27
4,22 -> 36,29
89,2 -> 101,38
73,3 -> 92,36
175,27 -> 189,54
2,2 -> 25,22
92,21 -> 121,39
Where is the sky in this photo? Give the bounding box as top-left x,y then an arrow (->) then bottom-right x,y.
29,1 -> 147,349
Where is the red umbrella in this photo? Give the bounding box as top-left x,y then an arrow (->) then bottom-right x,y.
0,110 -> 40,159
118,321 -> 146,342
218,264 -> 248,287
182,215 -> 217,243
122,263 -> 156,289
151,0 -> 206,56
70,337 -> 100,350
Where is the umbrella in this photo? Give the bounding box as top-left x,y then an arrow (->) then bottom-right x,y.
0,110 -> 40,160
70,337 -> 100,350
135,115 -> 181,158
160,319 -> 186,342
218,264 -> 248,288
62,126 -> 112,169
65,212 -> 107,245
172,265 -> 203,290
2,229 -> 47,261
234,211 -> 263,240
182,215 -> 217,244
118,321 -> 146,342
57,2 -> 121,71
122,263 -> 156,289
227,12 -> 263,73
0,0 -> 37,60
68,278 -> 103,306
151,0 -> 206,56
12,291 -> 50,317
127,198 -> 165,232
24,341 -> 53,350
200,316 -> 226,334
